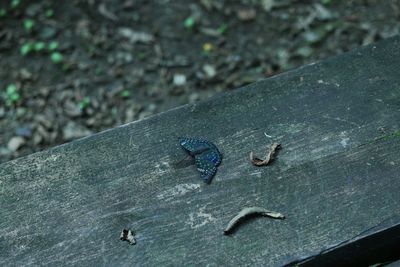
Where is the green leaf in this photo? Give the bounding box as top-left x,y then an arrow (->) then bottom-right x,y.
0,8 -> 7,18
321,0 -> 332,5
48,41 -> 59,51
184,17 -> 195,29
23,19 -> 35,32
120,90 -> 130,98
5,84 -> 20,105
34,42 -> 46,52
11,0 -> 20,9
218,24 -> 228,35
6,84 -> 17,94
79,96 -> 91,110
10,93 -> 20,101
50,52 -> 64,64
20,43 -> 33,56
138,52 -> 146,60
94,67 -> 104,76
45,9 -> 54,18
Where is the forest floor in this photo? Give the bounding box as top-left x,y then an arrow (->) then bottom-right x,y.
1,0 -> 400,163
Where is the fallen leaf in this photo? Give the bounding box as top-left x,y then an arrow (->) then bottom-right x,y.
261,0 -> 275,12
118,28 -> 154,44
237,9 -> 256,21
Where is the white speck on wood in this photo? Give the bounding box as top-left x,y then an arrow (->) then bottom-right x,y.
322,115 -> 361,128
154,159 -> 171,175
264,132 -> 272,138
340,137 -> 350,148
250,171 -> 262,178
157,183 -> 201,200
186,206 -> 216,229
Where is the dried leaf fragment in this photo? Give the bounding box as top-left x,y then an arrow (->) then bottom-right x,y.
120,229 -> 136,245
250,143 -> 281,166
237,9 -> 256,21
118,28 -> 154,44
98,3 -> 118,21
224,207 -> 285,235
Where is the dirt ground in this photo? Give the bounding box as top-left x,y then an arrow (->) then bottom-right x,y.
1,0 -> 399,163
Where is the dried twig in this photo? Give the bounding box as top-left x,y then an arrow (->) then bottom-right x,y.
250,143 -> 281,166
224,207 -> 285,235
98,3 -> 118,21
120,229 -> 136,245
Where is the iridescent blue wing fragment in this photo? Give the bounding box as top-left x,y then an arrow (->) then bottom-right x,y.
198,147 -> 222,166
179,137 -> 213,155
179,137 -> 222,184
195,156 -> 217,184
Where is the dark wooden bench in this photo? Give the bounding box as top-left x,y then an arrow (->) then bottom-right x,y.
1,36 -> 400,266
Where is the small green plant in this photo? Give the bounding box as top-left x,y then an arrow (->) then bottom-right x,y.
61,62 -> 73,72
383,130 -> 400,141
45,9 -> 54,18
94,66 -> 104,76
47,41 -> 59,51
202,42 -> 214,55
50,52 -> 63,64
20,42 -> 34,56
11,0 -> 20,9
120,90 -> 130,98
218,24 -> 228,35
137,52 -> 145,61
321,0 -> 332,5
79,96 -> 91,110
5,84 -> 20,106
23,19 -> 35,32
184,16 -> 195,30
0,8 -> 7,18
111,106 -> 118,116
33,41 -> 46,52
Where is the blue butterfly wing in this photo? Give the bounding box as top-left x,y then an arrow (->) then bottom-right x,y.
198,148 -> 222,166
179,137 -> 222,184
179,137 -> 214,155
195,155 -> 217,184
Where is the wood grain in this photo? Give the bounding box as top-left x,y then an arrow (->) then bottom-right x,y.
1,37 -> 400,266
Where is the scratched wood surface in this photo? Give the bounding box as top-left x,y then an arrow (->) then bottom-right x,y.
1,37 -> 400,266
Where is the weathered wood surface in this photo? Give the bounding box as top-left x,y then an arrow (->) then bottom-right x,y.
1,37 -> 400,266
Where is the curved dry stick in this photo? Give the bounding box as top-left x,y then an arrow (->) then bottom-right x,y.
250,143 -> 281,166
224,207 -> 285,235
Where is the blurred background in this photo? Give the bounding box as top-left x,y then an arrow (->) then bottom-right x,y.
1,0 -> 399,163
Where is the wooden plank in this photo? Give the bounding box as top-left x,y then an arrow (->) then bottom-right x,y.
1,37 -> 400,266
297,223 -> 400,266
387,260 -> 400,267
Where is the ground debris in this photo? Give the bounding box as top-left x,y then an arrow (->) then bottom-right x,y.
120,229 -> 136,245
62,121 -> 93,140
118,28 -> 154,44
261,0 -> 275,12
237,8 -> 256,21
98,3 -> 118,21
250,143 -> 281,166
224,207 -> 285,235
7,137 -> 25,152
0,0 -> 395,164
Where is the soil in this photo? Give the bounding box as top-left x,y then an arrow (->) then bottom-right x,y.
1,0 -> 399,163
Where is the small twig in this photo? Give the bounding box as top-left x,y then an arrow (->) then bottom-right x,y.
264,132 -> 272,138
224,207 -> 285,235
120,229 -> 136,245
250,143 -> 281,166
98,3 -> 119,21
